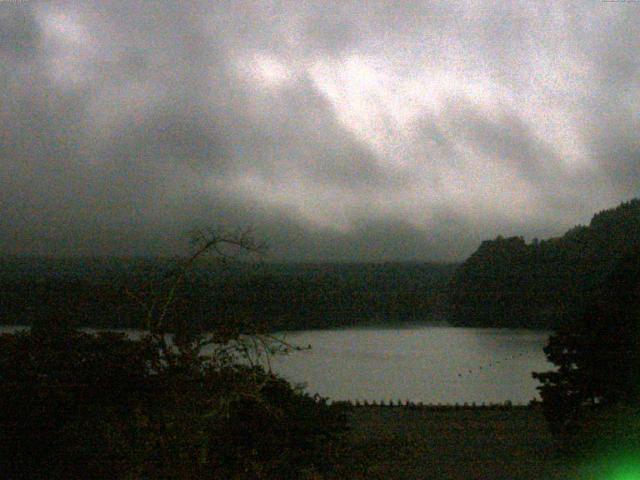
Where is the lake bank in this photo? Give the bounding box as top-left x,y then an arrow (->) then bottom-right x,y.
337,406 -> 575,479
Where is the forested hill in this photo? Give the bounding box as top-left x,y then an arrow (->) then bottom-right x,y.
0,259 -> 456,331
446,198 -> 640,329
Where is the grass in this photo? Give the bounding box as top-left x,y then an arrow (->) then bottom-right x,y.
335,406 -> 579,479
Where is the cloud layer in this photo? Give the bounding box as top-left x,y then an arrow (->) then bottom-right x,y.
1,1 -> 639,261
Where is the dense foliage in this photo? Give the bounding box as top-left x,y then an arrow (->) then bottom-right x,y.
532,245 -> 640,442
0,230 -> 349,479
0,261 -> 455,331
0,326 -> 348,479
447,198 -> 640,328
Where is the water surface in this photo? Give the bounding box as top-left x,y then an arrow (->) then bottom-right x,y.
269,326 -> 552,405
0,324 -> 551,405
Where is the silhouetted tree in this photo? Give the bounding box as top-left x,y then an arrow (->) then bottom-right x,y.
0,228 -> 348,479
533,245 -> 640,439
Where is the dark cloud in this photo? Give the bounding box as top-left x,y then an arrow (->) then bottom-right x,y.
443,101 -> 558,183
102,105 -> 232,173
0,4 -> 40,60
1,1 -> 639,261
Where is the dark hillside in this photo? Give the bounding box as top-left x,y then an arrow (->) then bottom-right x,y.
447,198 -> 640,328
0,259 -> 456,331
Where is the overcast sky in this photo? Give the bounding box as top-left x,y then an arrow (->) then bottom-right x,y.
1,1 -> 639,261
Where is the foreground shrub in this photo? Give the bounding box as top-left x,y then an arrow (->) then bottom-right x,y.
0,326 -> 348,479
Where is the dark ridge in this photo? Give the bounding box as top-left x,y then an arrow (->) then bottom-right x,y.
446,198 -> 640,329
0,259 -> 457,332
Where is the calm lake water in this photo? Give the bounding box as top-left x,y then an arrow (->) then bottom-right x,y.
268,326 -> 552,405
1,325 -> 552,405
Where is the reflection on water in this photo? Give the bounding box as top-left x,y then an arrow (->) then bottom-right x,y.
0,324 -> 552,405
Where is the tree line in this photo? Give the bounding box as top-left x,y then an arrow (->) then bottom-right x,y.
0,259 -> 456,331
447,198 -> 640,329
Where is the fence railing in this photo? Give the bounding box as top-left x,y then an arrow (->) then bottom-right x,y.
330,399 -> 539,410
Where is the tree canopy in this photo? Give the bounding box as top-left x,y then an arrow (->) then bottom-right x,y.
447,198 -> 640,329
532,244 -> 640,441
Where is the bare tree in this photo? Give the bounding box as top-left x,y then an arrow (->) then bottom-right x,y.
125,226 -> 304,371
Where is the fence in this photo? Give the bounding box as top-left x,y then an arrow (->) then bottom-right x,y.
330,398 -> 538,410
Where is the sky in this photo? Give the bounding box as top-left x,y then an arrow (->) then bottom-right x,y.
1,1 -> 639,261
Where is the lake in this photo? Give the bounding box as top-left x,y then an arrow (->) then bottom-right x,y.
0,325 -> 552,405
267,326 -> 552,405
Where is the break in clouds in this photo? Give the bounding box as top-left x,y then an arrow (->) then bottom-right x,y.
1,1 -> 639,261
